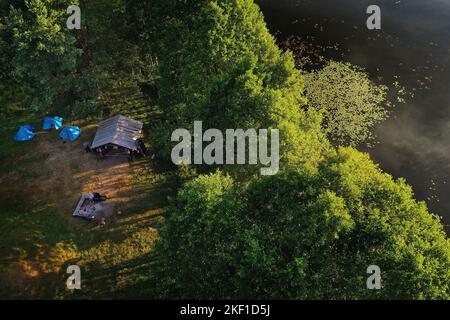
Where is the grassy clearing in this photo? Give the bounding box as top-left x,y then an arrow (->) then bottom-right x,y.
0,80 -> 177,299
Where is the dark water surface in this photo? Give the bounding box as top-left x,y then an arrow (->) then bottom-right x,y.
256,0 -> 450,229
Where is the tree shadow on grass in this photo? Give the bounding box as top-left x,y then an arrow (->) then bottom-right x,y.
73,251 -> 162,299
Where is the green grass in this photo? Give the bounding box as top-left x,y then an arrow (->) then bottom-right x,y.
0,202 -> 86,299
0,80 -> 178,299
0,114 -> 41,176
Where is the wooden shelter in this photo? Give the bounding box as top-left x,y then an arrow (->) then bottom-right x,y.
91,115 -> 144,159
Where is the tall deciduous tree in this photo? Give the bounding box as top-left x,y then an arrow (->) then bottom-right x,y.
4,0 -> 102,115
6,0 -> 79,112
0,0 -> 28,114
144,0 -> 329,167
156,148 -> 450,299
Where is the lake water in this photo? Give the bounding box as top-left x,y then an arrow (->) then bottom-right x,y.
256,0 -> 450,231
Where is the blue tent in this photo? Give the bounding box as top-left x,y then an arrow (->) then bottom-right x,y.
42,116 -> 63,130
14,125 -> 36,141
59,126 -> 81,142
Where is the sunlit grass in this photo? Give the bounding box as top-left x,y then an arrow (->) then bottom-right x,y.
0,80 -> 177,299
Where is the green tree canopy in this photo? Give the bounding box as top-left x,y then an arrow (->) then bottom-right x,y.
2,0 -> 135,116
0,0 -> 28,114
145,0 -> 329,167
5,0 -> 83,112
156,148 -> 450,299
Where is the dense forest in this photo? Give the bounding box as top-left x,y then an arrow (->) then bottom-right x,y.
0,0 -> 449,299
